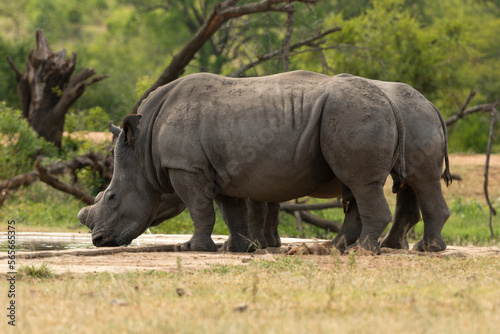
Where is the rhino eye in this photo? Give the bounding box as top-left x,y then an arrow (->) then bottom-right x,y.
106,192 -> 117,202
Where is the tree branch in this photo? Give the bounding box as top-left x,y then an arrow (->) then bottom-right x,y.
0,153 -> 112,205
131,0 -> 320,114
484,107 -> 497,241
229,27 -> 341,77
52,68 -> 109,119
280,200 -> 343,233
446,100 -> 499,127
276,4 -> 295,72
298,211 -> 342,232
35,160 -> 95,205
6,56 -> 22,81
280,200 -> 343,211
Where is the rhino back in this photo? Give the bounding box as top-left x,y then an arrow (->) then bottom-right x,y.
151,72 -> 336,200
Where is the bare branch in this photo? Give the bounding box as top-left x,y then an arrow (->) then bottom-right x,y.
35,160 -> 95,205
0,153 -> 112,205
484,108 -> 497,241
277,4 -> 295,72
458,89 -> 476,115
446,101 -> 499,127
229,27 -> 342,77
6,56 -> 22,81
131,0 -> 321,114
299,211 -> 342,233
280,201 -> 343,211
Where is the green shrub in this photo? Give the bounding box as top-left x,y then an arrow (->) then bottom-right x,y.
19,262 -> 55,279
0,102 -> 58,178
64,106 -> 110,132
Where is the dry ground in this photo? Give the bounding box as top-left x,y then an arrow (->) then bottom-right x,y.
3,236 -> 498,275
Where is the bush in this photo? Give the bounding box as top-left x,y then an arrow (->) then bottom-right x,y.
64,106 -> 110,132
0,102 -> 58,178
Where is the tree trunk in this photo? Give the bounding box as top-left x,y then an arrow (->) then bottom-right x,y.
7,29 -> 107,147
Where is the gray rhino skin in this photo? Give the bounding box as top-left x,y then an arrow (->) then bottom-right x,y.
332,74 -> 451,252
101,127 -> 281,252
157,194 -> 281,251
131,73 -> 451,253
78,71 -> 445,254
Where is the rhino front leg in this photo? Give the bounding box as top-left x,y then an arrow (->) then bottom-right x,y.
169,170 -> 217,252
332,198 -> 362,252
217,195 -> 257,253
263,202 -> 281,247
248,200 -> 269,249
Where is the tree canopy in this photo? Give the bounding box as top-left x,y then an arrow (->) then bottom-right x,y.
0,0 -> 499,152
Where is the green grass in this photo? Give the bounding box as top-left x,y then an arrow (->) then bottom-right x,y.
3,255 -> 499,333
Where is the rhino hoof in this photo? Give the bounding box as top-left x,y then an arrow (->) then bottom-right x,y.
380,237 -> 409,250
412,238 -> 447,252
223,239 -> 257,253
357,239 -> 382,255
180,239 -> 217,252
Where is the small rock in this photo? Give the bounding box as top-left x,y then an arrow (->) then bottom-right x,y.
176,287 -> 191,297
110,299 -> 128,306
233,303 -> 248,312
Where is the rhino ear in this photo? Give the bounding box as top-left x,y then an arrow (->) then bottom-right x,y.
110,121 -> 121,138
122,114 -> 142,149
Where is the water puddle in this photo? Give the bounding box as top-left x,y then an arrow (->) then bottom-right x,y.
0,232 -> 180,252
0,239 -> 94,252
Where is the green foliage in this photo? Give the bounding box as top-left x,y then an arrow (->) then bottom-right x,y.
320,0 -> 500,152
0,102 -> 58,178
64,106 -> 110,132
0,0 -> 498,151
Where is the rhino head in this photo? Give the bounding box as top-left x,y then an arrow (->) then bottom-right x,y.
78,114 -> 182,246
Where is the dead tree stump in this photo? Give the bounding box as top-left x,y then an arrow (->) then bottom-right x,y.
7,29 -> 107,148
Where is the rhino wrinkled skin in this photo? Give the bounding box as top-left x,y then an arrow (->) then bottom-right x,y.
78,71 -> 451,254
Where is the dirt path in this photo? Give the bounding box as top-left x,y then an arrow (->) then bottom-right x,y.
2,233 -> 498,275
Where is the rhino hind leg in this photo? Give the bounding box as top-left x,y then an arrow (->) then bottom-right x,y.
349,184 -> 392,255
380,185 -> 421,250
217,195 -> 257,253
411,180 -> 450,252
263,202 -> 281,247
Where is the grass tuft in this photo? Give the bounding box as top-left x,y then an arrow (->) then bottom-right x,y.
18,262 -> 55,279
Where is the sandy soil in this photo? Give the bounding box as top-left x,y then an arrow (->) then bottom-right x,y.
2,234 -> 498,275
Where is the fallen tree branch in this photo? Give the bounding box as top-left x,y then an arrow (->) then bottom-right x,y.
0,152 -> 112,205
280,200 -> 343,233
35,160 -> 95,205
280,200 -> 343,211
484,107 -> 497,241
296,211 -> 342,232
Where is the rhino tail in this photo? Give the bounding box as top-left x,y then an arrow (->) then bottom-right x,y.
432,104 -> 452,187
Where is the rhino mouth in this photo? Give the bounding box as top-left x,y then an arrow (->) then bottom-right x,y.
92,233 -> 122,247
